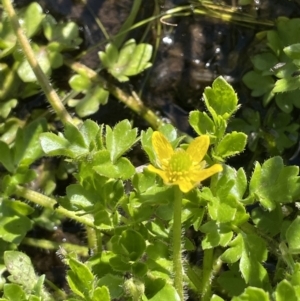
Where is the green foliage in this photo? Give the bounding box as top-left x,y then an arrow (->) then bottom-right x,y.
243,17 -> 300,112
99,39 -> 153,82
1,2 -> 300,300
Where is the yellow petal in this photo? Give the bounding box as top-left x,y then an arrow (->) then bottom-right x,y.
148,165 -> 170,184
187,135 -> 210,164
177,179 -> 195,193
152,131 -> 174,166
191,164 -> 223,183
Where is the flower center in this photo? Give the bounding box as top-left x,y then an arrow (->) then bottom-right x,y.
167,151 -> 193,183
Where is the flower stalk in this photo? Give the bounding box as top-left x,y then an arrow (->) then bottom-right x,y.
173,185 -> 184,300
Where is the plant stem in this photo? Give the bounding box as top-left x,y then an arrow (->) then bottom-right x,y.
15,185 -> 95,228
22,237 -> 89,257
201,248 -> 213,301
2,0 -> 74,125
64,60 -> 164,129
173,186 -> 184,301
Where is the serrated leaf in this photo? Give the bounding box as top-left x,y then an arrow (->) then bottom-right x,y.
203,76 -> 238,120
189,110 -> 215,136
252,205 -> 283,237
75,86 -> 109,117
214,132 -> 247,159
200,221 -> 233,249
106,120 -> 138,161
99,43 -> 119,68
249,156 -> 300,210
239,233 -> 268,287
91,286 -> 111,301
242,71 -> 275,97
221,233 -> 243,263
101,39 -> 152,82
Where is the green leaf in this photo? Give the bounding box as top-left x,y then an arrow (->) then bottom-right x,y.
286,216 -> 300,254
17,47 -> 51,82
239,234 -> 269,287
0,99 -> 18,119
251,52 -> 278,72
40,121 -> 96,158
214,132 -> 247,159
74,86 -> 109,117
69,257 -> 94,287
189,110 -> 215,136
69,74 -> 91,91
91,286 -> 111,301
200,221 -> 233,249
20,2 -> 45,38
66,184 -> 95,210
4,251 -> 38,291
284,43 -> 300,59
232,287 -> 269,301
0,141 -> 14,172
221,234 -> 243,263
242,71 -> 275,98
43,16 -> 82,51
203,76 -> 239,120
93,151 -> 135,180
148,283 -> 181,301
99,43 -> 119,68
275,91 -> 296,113
67,258 -> 94,298
0,200 -> 33,244
218,266 -> 246,297
276,280 -> 297,301
252,205 -> 283,237
273,77 -> 300,93
100,39 -> 152,82
39,133 -> 73,157
211,295 -> 225,301
119,229 -> 146,261
14,118 -> 47,167
106,120 -> 138,161
249,156 -> 300,210
97,274 -> 123,299
3,283 -> 26,300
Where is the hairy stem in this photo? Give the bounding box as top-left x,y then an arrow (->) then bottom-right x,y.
201,248 -> 213,301
2,0 -> 74,125
15,185 -> 95,228
22,237 -> 89,257
173,186 -> 184,300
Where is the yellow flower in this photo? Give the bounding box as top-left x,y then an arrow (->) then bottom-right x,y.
148,131 -> 223,193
